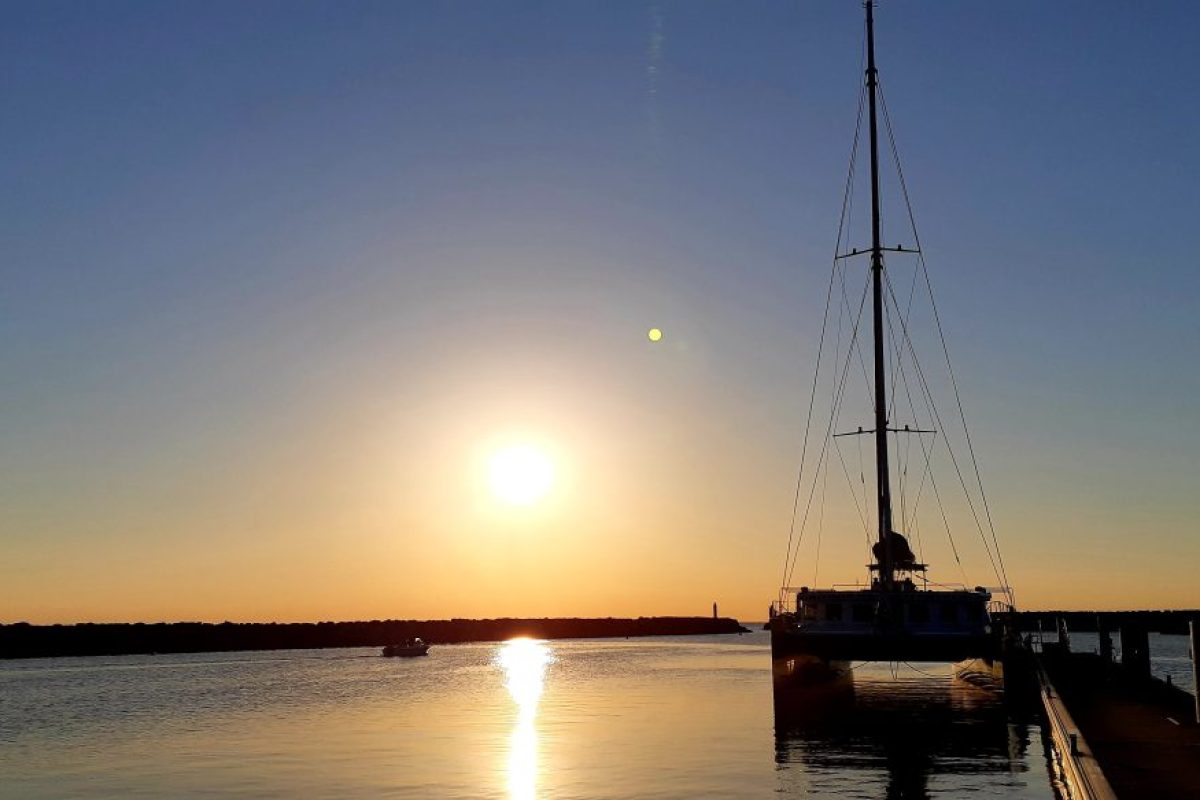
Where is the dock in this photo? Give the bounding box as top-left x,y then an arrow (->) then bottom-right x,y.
1031,619 -> 1200,799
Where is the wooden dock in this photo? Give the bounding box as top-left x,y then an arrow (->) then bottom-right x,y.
1039,647 -> 1200,799
1037,661 -> 1116,800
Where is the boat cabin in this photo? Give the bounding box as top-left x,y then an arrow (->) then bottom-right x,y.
787,586 -> 992,636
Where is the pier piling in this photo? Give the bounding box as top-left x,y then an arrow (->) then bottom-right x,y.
1191,620 -> 1199,724
1097,615 -> 1112,663
1056,617 -> 1071,652
1119,623 -> 1150,679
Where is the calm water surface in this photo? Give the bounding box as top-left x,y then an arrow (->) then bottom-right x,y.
6,630 -> 1163,798
1039,631 -> 1195,694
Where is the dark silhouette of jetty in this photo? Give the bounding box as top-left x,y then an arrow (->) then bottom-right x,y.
0,616 -> 750,660
1012,609 -> 1198,635
1038,627 -> 1200,799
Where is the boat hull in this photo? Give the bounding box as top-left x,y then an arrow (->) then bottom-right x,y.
772,651 -> 852,685
771,626 -> 997,664
382,644 -> 430,657
952,656 -> 1004,691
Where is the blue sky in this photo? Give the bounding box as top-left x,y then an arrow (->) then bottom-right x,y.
2,1 -> 1197,620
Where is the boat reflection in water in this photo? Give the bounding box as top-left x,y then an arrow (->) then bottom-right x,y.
773,664 -> 1044,798
496,639 -> 554,800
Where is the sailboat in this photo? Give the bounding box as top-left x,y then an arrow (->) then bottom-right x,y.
769,2 -> 1012,684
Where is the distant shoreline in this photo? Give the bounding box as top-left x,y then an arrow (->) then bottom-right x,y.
0,616 -> 751,660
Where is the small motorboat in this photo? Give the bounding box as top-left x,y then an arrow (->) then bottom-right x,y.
382,638 -> 430,657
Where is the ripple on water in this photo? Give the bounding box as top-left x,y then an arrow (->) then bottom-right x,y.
0,632 -> 1109,798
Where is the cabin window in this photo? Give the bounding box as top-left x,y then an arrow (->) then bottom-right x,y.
966,603 -> 982,622
909,603 -> 930,624
826,603 -> 843,621
852,604 -> 873,623
802,603 -> 819,621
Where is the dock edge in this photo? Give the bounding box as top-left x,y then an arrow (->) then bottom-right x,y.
1036,663 -> 1118,800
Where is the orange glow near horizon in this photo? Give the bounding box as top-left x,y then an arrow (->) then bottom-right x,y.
2,336 -> 1197,624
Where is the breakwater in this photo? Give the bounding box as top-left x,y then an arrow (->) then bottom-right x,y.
0,616 -> 750,659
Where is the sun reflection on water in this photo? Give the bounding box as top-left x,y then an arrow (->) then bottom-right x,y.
496,638 -> 554,800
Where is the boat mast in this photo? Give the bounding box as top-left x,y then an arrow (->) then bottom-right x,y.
865,1 -> 896,589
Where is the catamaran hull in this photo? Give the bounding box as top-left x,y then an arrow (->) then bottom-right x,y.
772,628 -> 1005,691
952,656 -> 1005,691
770,627 -> 997,665
772,651 -> 852,685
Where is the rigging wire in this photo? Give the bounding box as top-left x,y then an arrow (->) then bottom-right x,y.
841,252 -> 875,411
833,244 -> 876,551
911,504 -> 925,574
779,76 -> 868,590
784,272 -> 871,589
884,270 -> 1003,589
832,434 -> 872,539
858,429 -> 872,546
884,267 -> 985,584
814,240 -> 861,586
885,307 -> 910,533
878,80 -> 1012,598
902,661 -> 949,680
812,432 -> 830,587
887,307 -> 931,545
882,278 -> 970,586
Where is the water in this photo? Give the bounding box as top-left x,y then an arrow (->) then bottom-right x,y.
1148,633 -> 1197,694
1036,631 -> 1195,694
6,629 -> 1170,799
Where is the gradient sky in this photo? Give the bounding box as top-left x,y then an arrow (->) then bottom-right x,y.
2,1 -> 1197,623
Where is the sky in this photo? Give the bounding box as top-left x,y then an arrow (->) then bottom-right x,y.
2,1 -> 1197,624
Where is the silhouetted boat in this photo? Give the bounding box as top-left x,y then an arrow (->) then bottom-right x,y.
769,2 -> 1013,685
382,638 -> 430,657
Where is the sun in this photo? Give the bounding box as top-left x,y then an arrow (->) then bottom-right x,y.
488,444 -> 555,506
